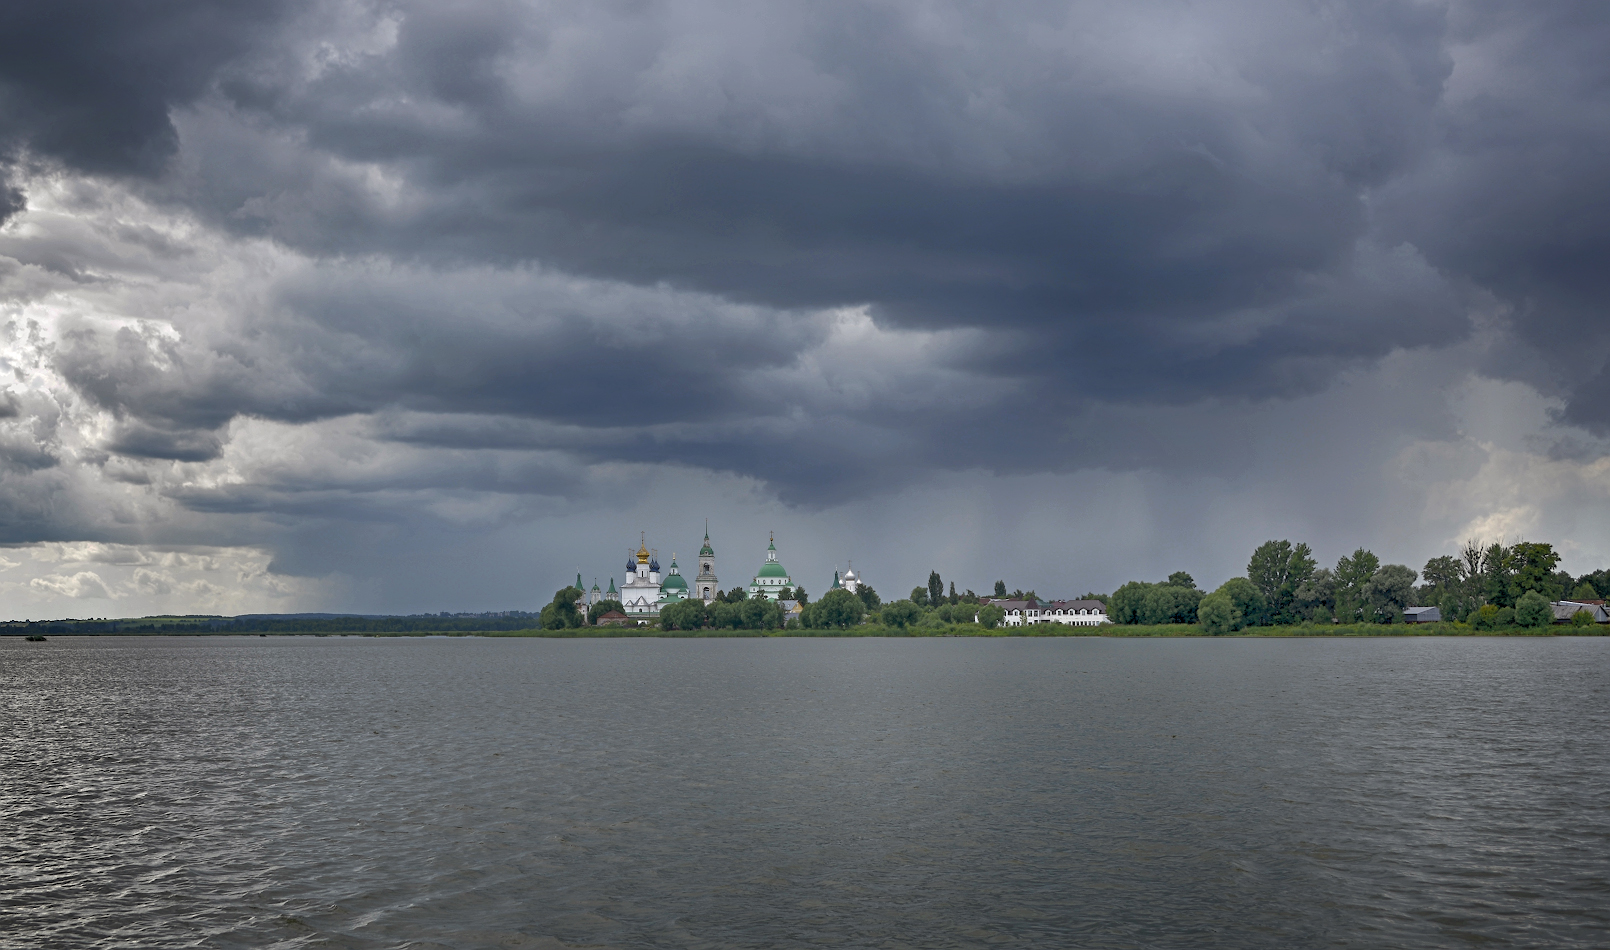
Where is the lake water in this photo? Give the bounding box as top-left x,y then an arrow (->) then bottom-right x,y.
2,636 -> 1607,948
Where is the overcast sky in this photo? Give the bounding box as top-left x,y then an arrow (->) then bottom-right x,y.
2,0 -> 1608,618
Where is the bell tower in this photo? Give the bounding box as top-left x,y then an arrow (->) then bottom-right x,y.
695,520 -> 719,603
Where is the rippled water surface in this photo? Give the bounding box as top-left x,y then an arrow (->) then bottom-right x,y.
3,636 -> 1608,948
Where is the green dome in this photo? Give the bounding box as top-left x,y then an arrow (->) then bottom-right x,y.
663,571 -> 688,590
757,561 -> 789,578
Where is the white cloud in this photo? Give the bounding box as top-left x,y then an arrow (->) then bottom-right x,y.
129,567 -> 176,597
30,571 -> 114,600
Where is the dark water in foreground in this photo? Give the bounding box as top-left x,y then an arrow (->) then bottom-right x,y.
2,637 -> 1607,949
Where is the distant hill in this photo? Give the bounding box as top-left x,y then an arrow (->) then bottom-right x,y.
232,613 -> 393,621
2,611 -> 541,636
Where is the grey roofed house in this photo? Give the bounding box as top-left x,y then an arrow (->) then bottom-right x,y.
1552,601 -> 1610,623
1404,606 -> 1441,623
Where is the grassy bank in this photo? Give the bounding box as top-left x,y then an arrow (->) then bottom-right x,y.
1100,621 -> 1594,636
486,621 -> 1596,637
11,622 -> 1601,638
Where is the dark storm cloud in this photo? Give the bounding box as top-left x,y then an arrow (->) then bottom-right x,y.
1371,3 -> 1610,427
49,262 -> 824,452
104,421 -> 227,463
0,0 -> 302,175
6,0 -> 1609,510
0,174 -> 23,227
183,0 -> 1466,413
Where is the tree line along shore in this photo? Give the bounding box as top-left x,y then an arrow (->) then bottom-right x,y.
525,537 -> 1609,636
1107,538 -> 1607,633
7,538 -> 1605,637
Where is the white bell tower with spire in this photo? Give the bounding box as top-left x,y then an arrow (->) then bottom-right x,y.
694,520 -> 719,603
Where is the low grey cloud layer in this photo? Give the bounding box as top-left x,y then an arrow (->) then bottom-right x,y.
2,0 -> 1609,616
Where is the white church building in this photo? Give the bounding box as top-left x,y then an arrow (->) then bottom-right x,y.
747,534 -> 794,600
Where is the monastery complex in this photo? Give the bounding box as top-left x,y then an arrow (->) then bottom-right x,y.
576,527 -> 863,620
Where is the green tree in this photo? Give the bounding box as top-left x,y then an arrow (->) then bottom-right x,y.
911,586 -> 930,607
948,581 -> 958,605
1471,604 -> 1500,630
539,586 -> 585,629
1576,570 -> 1610,599
659,600 -> 708,631
1334,549 -> 1380,623
881,600 -> 921,628
927,571 -> 944,608
1362,564 -> 1417,623
741,597 -> 783,629
976,604 -> 1005,629
1571,608 -> 1597,627
1217,577 -> 1268,627
1421,552 -> 1477,622
1294,568 -> 1336,622
1459,539 -> 1485,590
1508,542 -> 1562,603
1481,543 -> 1513,608
1515,590 -> 1552,629
1197,591 -> 1237,635
1247,540 -> 1317,623
587,599 -> 624,624
709,602 -> 738,628
795,586 -> 809,605
1107,581 -> 1151,624
1571,582 -> 1600,601
857,585 -> 881,611
994,580 -> 1008,597
1419,555 -> 1461,598
804,588 -> 867,629
778,587 -> 794,601
1109,575 -> 1197,623
1153,585 -> 1202,623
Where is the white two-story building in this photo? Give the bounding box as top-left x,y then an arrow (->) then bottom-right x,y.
984,598 -> 1108,627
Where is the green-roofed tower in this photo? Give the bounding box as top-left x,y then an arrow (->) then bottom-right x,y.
748,532 -> 793,600
662,554 -> 689,603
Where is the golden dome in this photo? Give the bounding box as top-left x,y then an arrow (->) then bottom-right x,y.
637,534 -> 650,564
